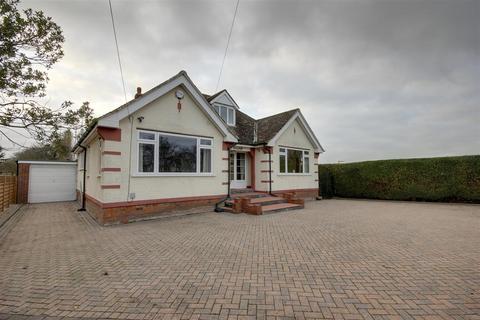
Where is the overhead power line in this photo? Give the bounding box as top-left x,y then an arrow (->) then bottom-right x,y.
215,0 -> 240,92
108,0 -> 128,103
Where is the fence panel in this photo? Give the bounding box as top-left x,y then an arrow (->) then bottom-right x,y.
0,175 -> 17,214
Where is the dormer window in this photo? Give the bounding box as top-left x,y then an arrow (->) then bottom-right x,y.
214,104 -> 235,126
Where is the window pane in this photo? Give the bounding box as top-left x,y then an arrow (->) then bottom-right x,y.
220,106 -> 228,123
304,151 -> 309,155
214,105 -> 220,114
304,156 -> 309,173
287,149 -> 303,173
227,108 -> 234,124
200,139 -> 211,146
279,148 -> 286,153
138,143 -> 154,172
236,153 -> 245,180
139,131 -> 155,140
280,154 -> 286,173
200,148 -> 212,173
159,134 -> 197,172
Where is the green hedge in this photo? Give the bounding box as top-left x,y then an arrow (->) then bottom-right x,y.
318,155 -> 480,203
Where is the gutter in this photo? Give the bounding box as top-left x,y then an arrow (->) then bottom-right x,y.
77,145 -> 87,212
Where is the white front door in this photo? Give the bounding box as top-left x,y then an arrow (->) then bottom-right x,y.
230,152 -> 247,189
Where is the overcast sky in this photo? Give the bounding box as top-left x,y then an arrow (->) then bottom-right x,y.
12,0 -> 480,163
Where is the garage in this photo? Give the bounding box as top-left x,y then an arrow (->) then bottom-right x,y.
17,161 -> 77,204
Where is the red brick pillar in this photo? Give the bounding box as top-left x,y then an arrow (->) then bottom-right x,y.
17,163 -> 30,204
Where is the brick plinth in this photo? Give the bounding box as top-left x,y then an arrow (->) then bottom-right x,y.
83,194 -> 225,225
273,188 -> 319,200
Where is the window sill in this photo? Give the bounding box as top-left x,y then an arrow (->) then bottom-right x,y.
132,173 -> 216,177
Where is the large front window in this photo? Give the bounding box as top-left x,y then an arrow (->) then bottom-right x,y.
279,147 -> 310,174
137,130 -> 213,175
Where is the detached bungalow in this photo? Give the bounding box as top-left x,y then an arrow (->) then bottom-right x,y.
73,71 -> 324,224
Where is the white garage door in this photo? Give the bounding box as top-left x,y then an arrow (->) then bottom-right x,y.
29,164 -> 77,203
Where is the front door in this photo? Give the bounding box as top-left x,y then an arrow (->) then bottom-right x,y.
230,152 -> 247,189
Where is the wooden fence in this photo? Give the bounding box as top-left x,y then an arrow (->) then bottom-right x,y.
0,175 -> 17,214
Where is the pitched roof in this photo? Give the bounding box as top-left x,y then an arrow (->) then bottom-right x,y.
232,110 -> 256,144
73,71 -> 322,152
257,109 -> 299,143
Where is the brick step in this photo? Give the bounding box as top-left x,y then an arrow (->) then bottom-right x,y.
231,188 -> 254,194
231,192 -> 268,199
261,203 -> 303,214
250,196 -> 286,206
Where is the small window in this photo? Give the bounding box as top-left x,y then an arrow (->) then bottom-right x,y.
227,108 -> 234,124
304,155 -> 310,173
280,154 -> 286,173
200,139 -> 211,146
138,143 -> 155,172
139,132 -> 155,140
200,149 -> 212,173
214,104 -> 235,125
220,107 -> 228,123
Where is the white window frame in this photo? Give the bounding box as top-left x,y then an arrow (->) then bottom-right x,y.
214,104 -> 235,126
134,129 -> 214,177
278,146 -> 311,176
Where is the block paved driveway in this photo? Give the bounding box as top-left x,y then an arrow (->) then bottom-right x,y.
0,200 -> 479,320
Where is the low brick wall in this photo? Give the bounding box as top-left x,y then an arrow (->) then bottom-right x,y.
83,194 -> 226,225
273,188 -> 319,200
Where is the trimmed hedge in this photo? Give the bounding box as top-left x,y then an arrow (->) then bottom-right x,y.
318,155 -> 480,203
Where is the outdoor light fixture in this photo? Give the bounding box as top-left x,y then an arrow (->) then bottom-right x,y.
137,116 -> 144,122
175,90 -> 184,112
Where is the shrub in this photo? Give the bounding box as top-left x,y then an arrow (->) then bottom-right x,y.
318,155 -> 480,203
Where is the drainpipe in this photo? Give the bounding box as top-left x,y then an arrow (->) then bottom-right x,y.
214,142 -> 237,212
77,145 -> 87,212
268,148 -> 272,195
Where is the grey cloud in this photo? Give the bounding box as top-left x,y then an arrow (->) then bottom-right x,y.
9,0 -> 479,163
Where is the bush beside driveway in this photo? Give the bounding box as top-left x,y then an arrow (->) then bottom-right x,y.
0,200 -> 479,319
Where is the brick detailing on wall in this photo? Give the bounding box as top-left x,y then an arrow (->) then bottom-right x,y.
102,151 -> 121,155
249,149 -> 256,190
17,163 -> 30,204
260,160 -> 273,163
222,157 -> 229,161
101,184 -> 121,189
222,142 -> 235,151
261,180 -> 273,183
97,127 -> 121,141
84,193 -> 226,225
